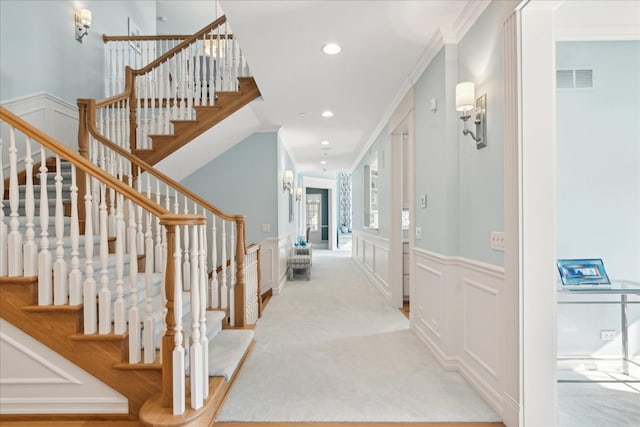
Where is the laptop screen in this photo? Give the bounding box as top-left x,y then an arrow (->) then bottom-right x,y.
557,258 -> 611,285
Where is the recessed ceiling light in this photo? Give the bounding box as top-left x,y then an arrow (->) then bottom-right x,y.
322,43 -> 342,55
298,112 -> 305,116
320,140 -> 330,146
320,160 -> 327,165
321,110 -> 334,118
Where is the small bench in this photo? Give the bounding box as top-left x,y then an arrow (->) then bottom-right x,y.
288,244 -> 312,280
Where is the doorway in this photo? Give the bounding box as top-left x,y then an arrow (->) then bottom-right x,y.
306,188 -> 329,248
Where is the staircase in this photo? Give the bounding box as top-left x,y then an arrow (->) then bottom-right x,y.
0,12 -> 262,425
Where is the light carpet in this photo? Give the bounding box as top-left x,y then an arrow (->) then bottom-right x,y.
216,249 -> 501,422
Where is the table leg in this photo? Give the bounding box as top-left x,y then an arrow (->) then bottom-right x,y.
621,294 -> 629,376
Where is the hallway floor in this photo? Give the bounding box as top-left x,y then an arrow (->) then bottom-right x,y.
216,249 -> 501,423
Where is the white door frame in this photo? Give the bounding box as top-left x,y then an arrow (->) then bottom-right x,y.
302,176 -> 337,250
388,90 -> 415,309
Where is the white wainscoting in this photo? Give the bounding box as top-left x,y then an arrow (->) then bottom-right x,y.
0,319 -> 128,414
352,230 -> 391,303
1,92 -> 78,176
411,248 -> 506,418
259,235 -> 294,296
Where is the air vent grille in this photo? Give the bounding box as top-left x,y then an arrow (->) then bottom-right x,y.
557,68 -> 593,89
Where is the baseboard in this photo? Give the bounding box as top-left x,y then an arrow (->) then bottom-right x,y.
353,258 -> 392,303
500,392 -> 521,427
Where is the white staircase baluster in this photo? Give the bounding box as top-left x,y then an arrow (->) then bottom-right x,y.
172,226 -> 185,415
198,222 -> 209,397
128,196 -> 141,363
68,164 -> 82,305
108,151 -> 117,235
83,174 -> 96,333
159,185 -> 171,363
23,137 -> 37,276
37,148 -> 52,304
113,192 -> 126,334
229,219 -> 236,326
136,170 -> 144,254
0,137 -> 7,277
210,215 -> 218,309
7,128 -> 23,276
190,225 -> 203,409
182,195 -> 190,291
98,182 -> 111,334
53,155 -> 67,305
208,31 -> 215,106
143,192 -> 155,362
155,181 -> 163,272
220,220 -> 227,309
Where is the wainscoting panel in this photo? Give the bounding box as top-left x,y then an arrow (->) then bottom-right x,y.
411,248 -> 506,417
275,235 -> 293,294
352,231 -> 391,303
259,238 -> 278,294
0,319 -> 127,414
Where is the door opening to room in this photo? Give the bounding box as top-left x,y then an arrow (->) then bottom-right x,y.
306,188 -> 329,249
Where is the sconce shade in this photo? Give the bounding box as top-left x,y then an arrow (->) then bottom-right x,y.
80,9 -> 92,26
295,187 -> 303,200
455,82 -> 475,112
283,170 -> 294,191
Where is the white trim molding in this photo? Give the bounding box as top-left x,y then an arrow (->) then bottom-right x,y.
0,320 -> 127,415
352,230 -> 391,303
411,248 -> 507,421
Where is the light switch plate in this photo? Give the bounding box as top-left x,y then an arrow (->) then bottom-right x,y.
490,231 -> 504,251
262,224 -> 270,233
416,226 -> 423,239
420,194 -> 427,208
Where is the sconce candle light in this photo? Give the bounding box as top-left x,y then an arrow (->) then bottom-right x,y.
455,82 -> 487,149
75,8 -> 92,43
295,187 -> 303,201
283,170 -> 294,192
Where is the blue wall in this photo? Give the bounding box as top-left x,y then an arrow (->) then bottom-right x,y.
277,134 -> 298,239
556,41 -> 640,282
180,132 -> 278,245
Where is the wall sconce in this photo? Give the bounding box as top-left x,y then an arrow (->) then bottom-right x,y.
455,82 -> 487,149
283,170 -> 293,192
75,9 -> 92,43
295,187 -> 303,201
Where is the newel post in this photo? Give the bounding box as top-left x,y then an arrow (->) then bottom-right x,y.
76,100 -> 90,235
126,66 -> 138,153
161,223 -> 177,408
234,216 -> 246,327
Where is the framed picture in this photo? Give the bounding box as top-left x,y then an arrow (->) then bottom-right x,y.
128,17 -> 142,54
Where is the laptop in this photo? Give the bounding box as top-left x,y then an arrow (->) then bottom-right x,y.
557,258 -> 612,290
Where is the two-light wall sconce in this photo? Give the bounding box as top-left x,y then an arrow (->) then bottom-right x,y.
455,82 -> 487,149
283,170 -> 294,192
75,9 -> 92,43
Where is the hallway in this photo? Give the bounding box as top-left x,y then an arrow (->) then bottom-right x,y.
216,249 -> 501,423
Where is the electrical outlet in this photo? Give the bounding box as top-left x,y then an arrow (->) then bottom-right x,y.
490,231 -> 504,251
261,224 -> 270,233
600,330 -> 616,341
420,194 -> 427,208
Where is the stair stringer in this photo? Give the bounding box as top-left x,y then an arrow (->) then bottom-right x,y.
133,77 -> 261,167
0,279 -> 162,420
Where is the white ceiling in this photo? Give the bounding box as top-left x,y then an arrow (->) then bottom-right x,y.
156,1 -> 480,174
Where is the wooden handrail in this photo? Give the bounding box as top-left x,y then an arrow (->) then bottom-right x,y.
79,99 -> 245,226
246,244 -> 260,255
132,16 -> 227,75
0,106 -> 204,226
103,34 -> 234,42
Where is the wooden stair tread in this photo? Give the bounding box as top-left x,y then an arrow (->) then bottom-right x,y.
68,332 -> 128,342
0,276 -> 38,285
22,304 -> 83,313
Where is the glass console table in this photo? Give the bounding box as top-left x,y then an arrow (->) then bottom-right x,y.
557,281 -> 640,382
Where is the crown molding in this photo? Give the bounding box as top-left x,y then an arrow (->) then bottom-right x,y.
555,26 -> 640,41
453,0 -> 491,41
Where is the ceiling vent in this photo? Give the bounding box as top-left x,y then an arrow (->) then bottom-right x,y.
557,68 -> 593,89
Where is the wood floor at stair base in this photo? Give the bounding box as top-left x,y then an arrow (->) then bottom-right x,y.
0,414 -> 134,426
139,340 -> 255,426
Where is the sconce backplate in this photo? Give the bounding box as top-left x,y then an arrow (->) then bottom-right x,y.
475,94 -> 487,149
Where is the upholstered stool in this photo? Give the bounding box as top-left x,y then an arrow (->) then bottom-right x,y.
288,254 -> 311,280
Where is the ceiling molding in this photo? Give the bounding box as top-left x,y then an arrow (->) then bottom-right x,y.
453,0 -> 491,41
350,29 -> 446,172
